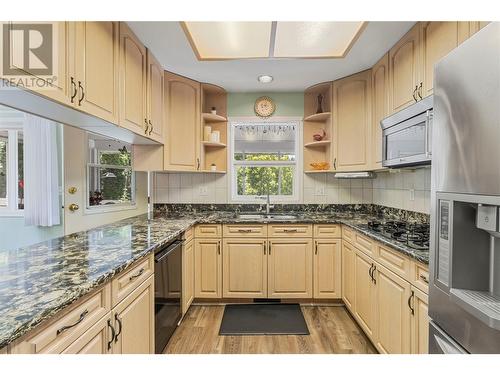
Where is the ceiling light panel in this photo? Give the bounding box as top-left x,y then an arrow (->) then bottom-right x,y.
182,22 -> 272,60
273,22 -> 366,58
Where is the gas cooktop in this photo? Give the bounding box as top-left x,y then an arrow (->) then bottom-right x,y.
365,220 -> 430,251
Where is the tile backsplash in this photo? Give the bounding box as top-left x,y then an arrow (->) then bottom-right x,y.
153,167 -> 431,214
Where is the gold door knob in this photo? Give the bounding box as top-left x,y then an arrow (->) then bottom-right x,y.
68,203 -> 79,212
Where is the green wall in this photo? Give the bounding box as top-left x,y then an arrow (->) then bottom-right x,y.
227,92 -> 304,117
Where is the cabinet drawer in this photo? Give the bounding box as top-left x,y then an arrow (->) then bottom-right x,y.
195,224 -> 221,238
342,225 -> 355,243
377,245 -> 410,280
12,283 -> 111,354
268,224 -> 312,237
313,224 -> 341,238
223,224 -> 267,237
410,260 -> 429,294
183,226 -> 194,243
111,254 -> 153,306
354,232 -> 376,258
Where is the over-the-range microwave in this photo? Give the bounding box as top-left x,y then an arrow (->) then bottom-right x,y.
381,95 -> 433,168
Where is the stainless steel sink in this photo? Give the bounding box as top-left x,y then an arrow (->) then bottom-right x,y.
237,214 -> 265,220
236,213 -> 298,220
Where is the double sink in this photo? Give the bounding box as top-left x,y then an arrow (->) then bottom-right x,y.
236,213 -> 299,221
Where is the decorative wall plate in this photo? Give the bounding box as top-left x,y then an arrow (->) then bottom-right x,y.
254,96 -> 276,118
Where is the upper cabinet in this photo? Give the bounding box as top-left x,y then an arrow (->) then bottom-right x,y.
388,24 -> 421,114
164,71 -> 201,171
371,53 -> 389,170
71,22 -> 119,124
118,22 -> 148,136
146,49 -> 164,143
332,69 -> 372,171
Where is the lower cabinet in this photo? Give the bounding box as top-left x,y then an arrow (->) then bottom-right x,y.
354,250 -> 377,340
313,239 -> 341,299
222,239 -> 267,298
411,287 -> 429,354
61,314 -> 111,354
182,238 -> 194,314
194,238 -> 222,298
341,241 -> 356,311
268,238 -> 313,298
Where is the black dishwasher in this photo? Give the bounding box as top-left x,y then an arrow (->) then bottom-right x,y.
154,236 -> 183,354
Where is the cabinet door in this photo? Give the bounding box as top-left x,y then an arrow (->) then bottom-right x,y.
333,69 -> 372,171
420,22 -> 460,98
223,239 -> 267,298
164,71 -> 201,171
374,265 -> 411,354
182,239 -> 194,314
146,49 -> 164,143
118,22 -> 147,135
61,314 -> 111,354
73,22 -> 119,123
354,250 -> 376,339
268,239 -> 313,298
389,24 -> 421,113
371,53 -> 389,170
3,21 -> 70,104
194,238 -> 222,298
313,239 -> 341,299
341,241 -> 356,311
113,275 -> 155,354
411,287 -> 429,354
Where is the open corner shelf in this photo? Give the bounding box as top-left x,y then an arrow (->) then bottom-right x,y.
202,113 -> 227,123
304,140 -> 331,148
202,141 -> 227,148
304,169 -> 335,174
304,112 -> 331,122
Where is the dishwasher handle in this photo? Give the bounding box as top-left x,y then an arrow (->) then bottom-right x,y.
155,240 -> 184,263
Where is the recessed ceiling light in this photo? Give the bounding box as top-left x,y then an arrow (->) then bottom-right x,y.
258,75 -> 273,83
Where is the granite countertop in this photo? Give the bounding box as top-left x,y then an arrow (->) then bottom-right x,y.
0,209 -> 429,350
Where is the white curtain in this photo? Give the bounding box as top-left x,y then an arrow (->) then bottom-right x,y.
24,114 -> 61,227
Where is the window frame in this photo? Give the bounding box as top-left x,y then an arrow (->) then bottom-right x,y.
228,116 -> 303,203
85,132 -> 136,214
0,124 -> 23,217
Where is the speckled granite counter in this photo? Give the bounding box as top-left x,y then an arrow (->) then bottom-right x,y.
0,207 -> 429,350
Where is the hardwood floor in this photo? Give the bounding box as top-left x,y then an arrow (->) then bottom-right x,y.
164,305 -> 377,354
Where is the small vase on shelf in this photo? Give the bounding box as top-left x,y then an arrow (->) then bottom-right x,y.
211,107 -> 217,115
316,94 -> 324,114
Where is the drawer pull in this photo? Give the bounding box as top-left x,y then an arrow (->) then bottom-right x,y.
238,229 -> 252,233
419,274 -> 429,284
56,309 -> 89,335
283,229 -> 298,233
107,318 -> 116,350
129,268 -> 145,281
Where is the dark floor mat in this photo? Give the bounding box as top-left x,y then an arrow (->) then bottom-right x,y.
219,303 -> 309,335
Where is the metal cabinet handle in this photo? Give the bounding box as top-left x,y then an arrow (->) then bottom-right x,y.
369,264 -> 374,280
419,274 -> 429,284
417,82 -> 423,100
129,268 -> 145,281
412,85 -> 418,102
56,309 -> 89,335
70,77 -> 77,103
148,120 -> 153,135
217,241 -> 221,255
144,118 -> 149,135
333,158 -> 337,170
315,241 -> 318,255
269,242 -> 272,255
264,241 -> 267,255
238,229 -> 252,233
283,229 -> 298,233
107,318 -> 116,350
196,158 -> 200,170
372,265 -> 377,284
408,290 -> 415,315
78,81 -> 84,106
114,313 -> 122,342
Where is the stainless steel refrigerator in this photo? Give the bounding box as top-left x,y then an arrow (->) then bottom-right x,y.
430,22 -> 500,353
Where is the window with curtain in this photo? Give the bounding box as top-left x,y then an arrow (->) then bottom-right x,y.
230,120 -> 300,202
0,124 -> 24,214
87,133 -> 135,209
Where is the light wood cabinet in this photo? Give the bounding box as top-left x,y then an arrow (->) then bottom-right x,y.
341,241 -> 356,311
194,238 -> 222,298
268,238 -> 313,298
118,22 -> 147,136
61,314 -> 111,354
112,275 -> 154,354
332,69 -> 372,171
373,264 -> 411,354
371,53 -> 389,170
411,286 -> 429,354
71,21 -> 119,123
354,250 -> 377,340
146,49 -> 164,143
164,71 -> 201,171
389,23 -> 421,113
313,239 -> 341,299
222,239 -> 268,298
182,239 -> 194,314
